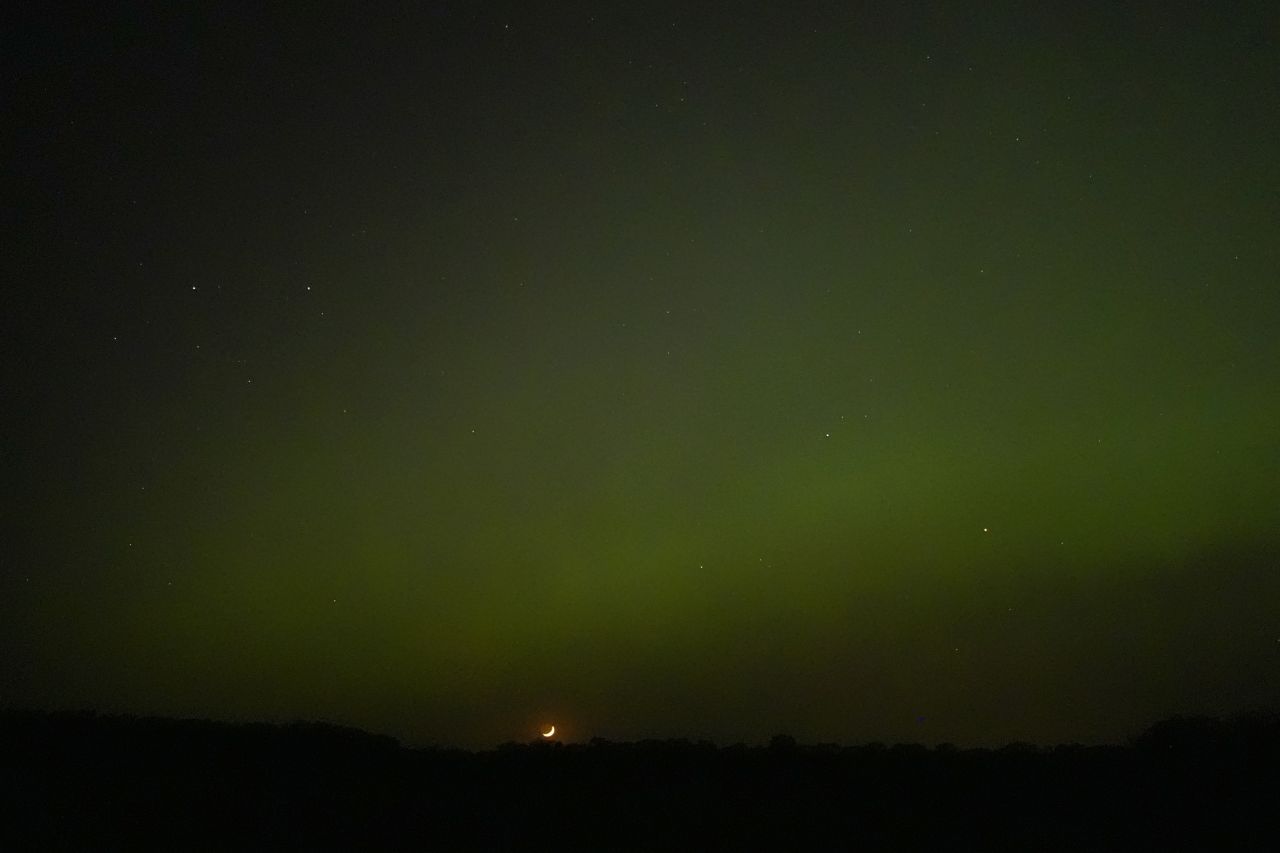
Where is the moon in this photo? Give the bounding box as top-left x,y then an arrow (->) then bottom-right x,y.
541,725 -> 556,738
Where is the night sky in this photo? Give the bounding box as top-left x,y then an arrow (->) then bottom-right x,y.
5,2 -> 1279,749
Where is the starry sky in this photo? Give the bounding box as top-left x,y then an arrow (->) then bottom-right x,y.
5,2 -> 1279,748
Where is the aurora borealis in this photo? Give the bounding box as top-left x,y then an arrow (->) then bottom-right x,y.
5,2 -> 1278,748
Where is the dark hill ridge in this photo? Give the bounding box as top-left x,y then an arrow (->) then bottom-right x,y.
2,709 -> 1277,851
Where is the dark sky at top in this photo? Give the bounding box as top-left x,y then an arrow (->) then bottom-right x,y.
4,2 -> 1279,748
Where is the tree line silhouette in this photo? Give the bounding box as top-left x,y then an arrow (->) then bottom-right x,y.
2,708 -> 1276,850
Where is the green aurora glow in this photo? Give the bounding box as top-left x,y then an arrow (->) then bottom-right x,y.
5,2 -> 1278,747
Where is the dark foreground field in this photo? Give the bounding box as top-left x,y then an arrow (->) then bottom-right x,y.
2,710 -> 1276,851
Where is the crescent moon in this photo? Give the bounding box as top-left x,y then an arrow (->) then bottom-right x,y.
541,725 -> 555,738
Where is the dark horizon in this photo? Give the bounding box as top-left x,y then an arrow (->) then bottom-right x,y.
6,705 -> 1280,753
5,2 -> 1279,752
4,706 -> 1278,850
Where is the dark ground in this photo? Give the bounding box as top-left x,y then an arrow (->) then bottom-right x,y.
2,709 -> 1276,851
